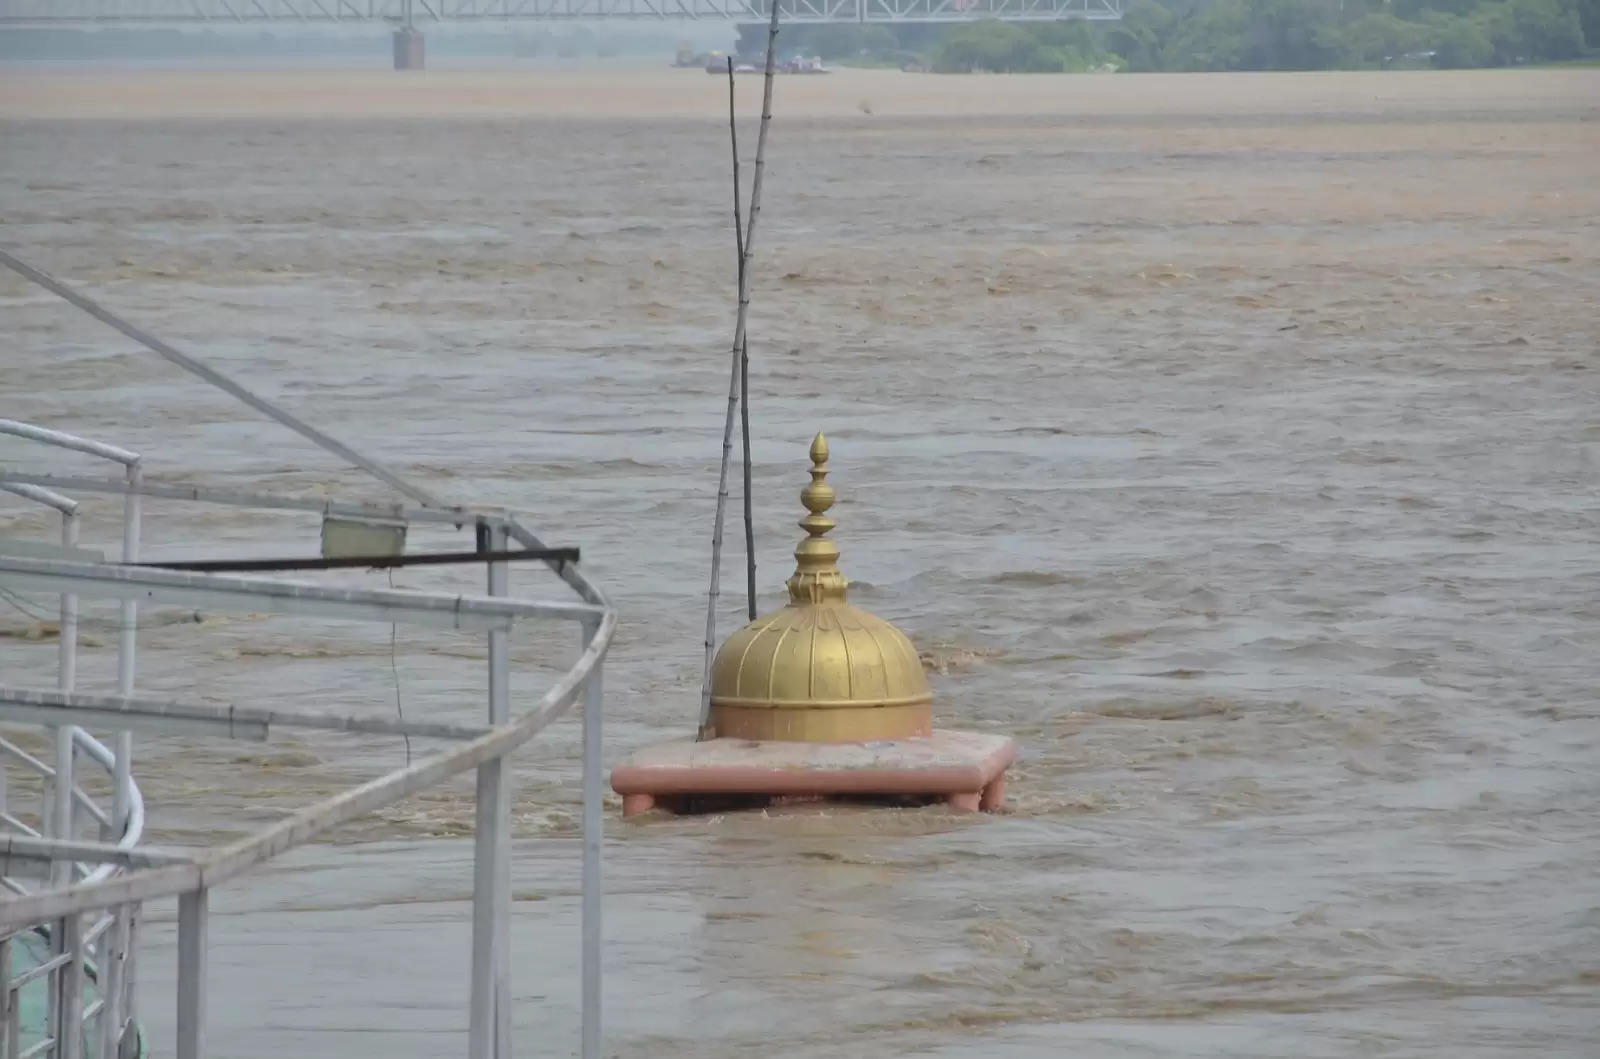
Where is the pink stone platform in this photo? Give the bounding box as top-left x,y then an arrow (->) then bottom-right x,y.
610,729 -> 1017,818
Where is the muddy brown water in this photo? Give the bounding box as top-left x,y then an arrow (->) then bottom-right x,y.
2,66 -> 1598,1057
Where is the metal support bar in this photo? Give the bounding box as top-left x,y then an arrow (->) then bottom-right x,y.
0,420 -> 139,469
470,525 -> 513,1059
137,545 -> 578,573
56,913 -> 84,1059
50,508 -> 80,891
0,249 -> 444,509
112,463 -> 140,845
0,471 -> 485,528
0,555 -> 603,630
0,834 -> 193,869
4,983 -> 16,1058
0,483 -> 78,516
175,889 -> 206,1059
0,687 -> 496,742
580,622 -> 603,1059
96,907 -> 130,1059
0,937 -> 10,1059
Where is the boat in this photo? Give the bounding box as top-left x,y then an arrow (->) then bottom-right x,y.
780,55 -> 830,74
705,53 -> 828,75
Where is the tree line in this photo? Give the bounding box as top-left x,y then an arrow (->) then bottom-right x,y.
759,0 -> 1596,72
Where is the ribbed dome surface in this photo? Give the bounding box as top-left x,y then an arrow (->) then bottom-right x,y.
710,601 -> 931,710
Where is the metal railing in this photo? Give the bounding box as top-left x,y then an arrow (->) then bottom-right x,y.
0,422 -> 144,1059
0,251 -> 616,1059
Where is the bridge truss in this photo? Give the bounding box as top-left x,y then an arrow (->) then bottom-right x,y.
0,0 -> 1123,26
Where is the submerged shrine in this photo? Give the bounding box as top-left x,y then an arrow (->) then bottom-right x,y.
611,433 -> 1016,817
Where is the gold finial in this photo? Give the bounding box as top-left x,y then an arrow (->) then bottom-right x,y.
786,432 -> 848,604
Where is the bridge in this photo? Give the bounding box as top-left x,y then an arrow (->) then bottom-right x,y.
0,0 -> 1122,70
0,0 -> 1123,27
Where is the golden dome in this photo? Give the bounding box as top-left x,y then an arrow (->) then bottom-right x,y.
709,433 -> 932,743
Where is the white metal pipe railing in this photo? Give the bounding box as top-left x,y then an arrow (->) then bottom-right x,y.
0,557 -> 615,1052
0,687 -> 499,743
4,423 -> 148,1059
0,422 -> 146,842
0,471 -> 476,526
0,484 -> 79,518
2,248 -> 616,1059
0,421 -> 139,471
51,506 -> 79,892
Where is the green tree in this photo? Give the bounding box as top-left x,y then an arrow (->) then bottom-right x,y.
1241,0 -> 1346,68
1507,0 -> 1587,59
931,21 -> 1093,72
1333,10 -> 1429,64
1103,0 -> 1182,70
1432,13 -> 1495,63
1579,0 -> 1600,48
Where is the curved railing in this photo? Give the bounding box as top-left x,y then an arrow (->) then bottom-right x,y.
0,249 -> 616,1059
1,434 -> 147,1059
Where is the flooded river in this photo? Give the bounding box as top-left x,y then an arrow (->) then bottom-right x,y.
2,66 -> 1598,1056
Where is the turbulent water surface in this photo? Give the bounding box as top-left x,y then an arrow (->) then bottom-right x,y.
2,66 -> 1598,1057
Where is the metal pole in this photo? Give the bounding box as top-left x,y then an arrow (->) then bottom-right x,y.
0,936 -> 10,1059
101,465 -> 139,1059
57,912 -> 84,1059
122,906 -> 140,1059
0,249 -> 444,509
52,507 -> 80,884
112,463 -> 140,840
4,980 -> 16,1059
4,979 -> 16,1059
175,888 -> 207,1059
49,508 -> 81,1059
580,623 -> 603,1059
96,905 -> 129,1059
470,526 -> 512,1059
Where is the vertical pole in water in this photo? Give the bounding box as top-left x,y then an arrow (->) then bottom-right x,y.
175,889 -> 207,1059
699,0 -> 783,739
470,523 -> 512,1059
580,621 -> 603,1059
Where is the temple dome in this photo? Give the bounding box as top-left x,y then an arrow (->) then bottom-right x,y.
708,434 -> 932,743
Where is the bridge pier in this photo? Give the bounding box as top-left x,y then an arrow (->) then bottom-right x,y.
393,27 -> 424,70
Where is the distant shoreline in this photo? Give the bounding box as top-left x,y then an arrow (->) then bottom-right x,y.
2,66 -> 1596,122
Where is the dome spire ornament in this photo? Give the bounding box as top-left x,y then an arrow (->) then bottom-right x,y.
787,433 -> 847,606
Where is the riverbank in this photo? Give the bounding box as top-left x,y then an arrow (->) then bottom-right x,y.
2,65 -> 1596,120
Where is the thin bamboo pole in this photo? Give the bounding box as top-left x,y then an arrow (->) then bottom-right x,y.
725,57 -> 758,623
700,3 -> 782,740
